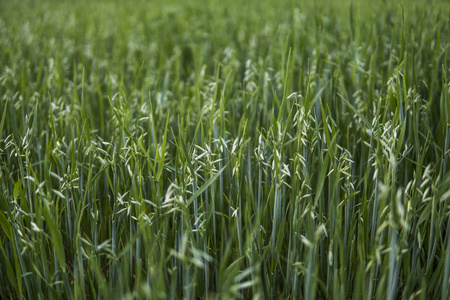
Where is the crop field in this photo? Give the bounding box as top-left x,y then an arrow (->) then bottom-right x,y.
0,0 -> 449,299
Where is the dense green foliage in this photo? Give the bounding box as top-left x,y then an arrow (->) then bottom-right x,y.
0,0 -> 449,299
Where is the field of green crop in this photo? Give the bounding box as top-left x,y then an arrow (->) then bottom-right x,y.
0,0 -> 449,299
